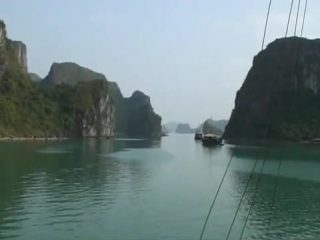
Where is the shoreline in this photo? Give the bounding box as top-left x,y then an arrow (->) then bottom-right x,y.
0,137 -> 70,141
0,134 -> 162,142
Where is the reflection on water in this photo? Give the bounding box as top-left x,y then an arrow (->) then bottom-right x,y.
0,139 -> 163,240
224,142 -> 320,239
1,136 -> 320,239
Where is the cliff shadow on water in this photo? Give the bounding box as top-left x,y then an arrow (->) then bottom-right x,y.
226,140 -> 320,162
227,164 -> 320,239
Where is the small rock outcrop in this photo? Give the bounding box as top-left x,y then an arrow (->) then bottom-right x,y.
224,37 -> 320,141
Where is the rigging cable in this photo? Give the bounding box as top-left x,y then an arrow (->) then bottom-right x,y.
300,0 -> 308,37
238,0 -> 303,238
225,1 -> 297,237
294,0 -> 301,36
261,0 -> 273,50
199,145 -> 235,240
198,1 -> 274,239
225,147 -> 263,240
239,147 -> 270,240
225,1 -> 279,239
265,0 -> 308,239
285,0 -> 295,37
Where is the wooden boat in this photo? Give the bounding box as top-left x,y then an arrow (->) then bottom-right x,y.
161,132 -> 169,137
194,132 -> 203,140
202,134 -> 223,146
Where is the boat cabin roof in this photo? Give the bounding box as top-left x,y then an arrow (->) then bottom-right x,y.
203,133 -> 220,137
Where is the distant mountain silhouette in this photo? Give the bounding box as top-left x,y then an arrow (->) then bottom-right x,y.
163,121 -> 180,132
175,123 -> 195,134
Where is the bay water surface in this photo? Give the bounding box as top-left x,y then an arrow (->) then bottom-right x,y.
1,134 -> 320,239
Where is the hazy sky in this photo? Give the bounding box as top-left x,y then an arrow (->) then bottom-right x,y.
1,0 -> 319,126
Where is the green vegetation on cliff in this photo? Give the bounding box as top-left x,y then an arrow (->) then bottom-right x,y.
43,62 -> 162,139
0,66 -> 112,137
0,66 -> 58,136
0,20 -> 161,139
44,80 -> 113,137
0,21 -> 114,137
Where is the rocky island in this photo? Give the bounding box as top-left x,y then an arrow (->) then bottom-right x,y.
224,37 -> 320,141
0,19 -> 162,139
175,123 -> 195,134
41,62 -> 161,139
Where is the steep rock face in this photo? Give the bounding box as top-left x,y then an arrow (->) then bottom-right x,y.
224,37 -> 320,141
11,41 -> 28,72
42,62 -> 106,87
0,21 -> 28,78
0,20 -> 115,138
108,81 -> 127,133
0,20 -> 5,49
0,20 -> 58,137
42,64 -> 125,133
41,63 -> 114,137
125,91 -> 162,139
42,62 -> 162,138
54,80 -> 115,138
0,21 -> 7,79
79,83 -> 115,138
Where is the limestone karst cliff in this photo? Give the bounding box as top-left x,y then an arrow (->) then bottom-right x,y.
125,91 -> 162,139
42,62 -> 162,139
224,37 -> 320,141
0,19 -> 115,138
0,19 -> 161,139
11,41 -> 28,72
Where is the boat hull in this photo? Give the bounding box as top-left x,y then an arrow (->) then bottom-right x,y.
201,135 -> 223,146
194,133 -> 203,140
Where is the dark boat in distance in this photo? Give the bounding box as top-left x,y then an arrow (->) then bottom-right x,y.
194,132 -> 203,140
202,134 -> 223,146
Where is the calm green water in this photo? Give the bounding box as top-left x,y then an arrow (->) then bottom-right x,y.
1,134 -> 320,240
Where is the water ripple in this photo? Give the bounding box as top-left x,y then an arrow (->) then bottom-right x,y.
1,138 -> 320,240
